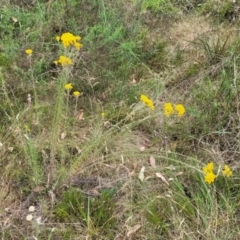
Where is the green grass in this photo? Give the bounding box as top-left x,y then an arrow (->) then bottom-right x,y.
0,0 -> 240,239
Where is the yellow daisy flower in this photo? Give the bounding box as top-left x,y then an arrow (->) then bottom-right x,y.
25,49 -> 33,55
164,102 -> 174,116
73,91 -> 81,97
54,55 -> 73,66
222,164 -> 232,177
204,171 -> 217,184
175,104 -> 186,117
203,162 -> 214,174
64,83 -> 73,90
57,32 -> 83,50
140,94 -> 154,111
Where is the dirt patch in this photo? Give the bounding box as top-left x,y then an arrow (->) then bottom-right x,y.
165,15 -> 238,63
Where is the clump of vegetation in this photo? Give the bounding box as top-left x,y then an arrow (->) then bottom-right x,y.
200,0 -> 236,22
138,0 -> 177,13
55,188 -> 116,237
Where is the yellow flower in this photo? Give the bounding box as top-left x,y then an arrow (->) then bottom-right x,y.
57,32 -> 83,50
64,83 -> 73,90
202,162 -> 217,184
101,112 -> 105,117
75,36 -> 81,41
24,125 -> 30,132
203,162 -> 214,174
164,102 -> 174,116
73,91 -> 81,97
222,164 -> 232,177
175,104 -> 186,117
204,171 -> 217,184
74,42 -> 83,50
25,49 -> 33,55
54,55 -> 73,66
140,94 -> 154,110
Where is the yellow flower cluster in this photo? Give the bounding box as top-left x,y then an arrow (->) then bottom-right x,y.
222,164 -> 233,177
24,124 -> 31,132
64,83 -> 73,90
164,102 -> 185,117
64,83 -> 81,98
140,96 -> 186,116
25,49 -> 33,55
140,94 -> 154,111
202,162 -> 232,184
175,104 -> 186,117
202,162 -> 216,184
54,55 -> 73,66
203,162 -> 214,173
54,32 -> 83,67
73,91 -> 81,97
164,103 -> 174,117
56,32 -> 82,50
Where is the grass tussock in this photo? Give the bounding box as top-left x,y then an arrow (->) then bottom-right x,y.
0,0 -> 240,239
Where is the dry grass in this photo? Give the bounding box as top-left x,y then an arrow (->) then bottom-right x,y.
0,0 -> 240,239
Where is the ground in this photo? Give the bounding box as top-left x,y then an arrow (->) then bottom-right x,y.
0,0 -> 240,239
